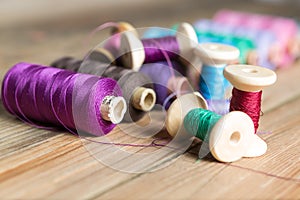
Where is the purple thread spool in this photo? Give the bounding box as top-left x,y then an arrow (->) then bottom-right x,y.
139,62 -> 192,109
119,23 -> 198,71
1,62 -> 127,136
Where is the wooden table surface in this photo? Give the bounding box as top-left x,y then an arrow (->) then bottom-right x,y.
0,1 -> 299,199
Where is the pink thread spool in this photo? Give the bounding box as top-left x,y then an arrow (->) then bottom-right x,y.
214,9 -> 299,68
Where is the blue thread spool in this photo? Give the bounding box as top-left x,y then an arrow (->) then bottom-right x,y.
195,42 -> 239,99
194,43 -> 239,114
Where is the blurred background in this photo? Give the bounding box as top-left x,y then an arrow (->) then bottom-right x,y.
0,0 -> 299,76
1,0 -> 299,29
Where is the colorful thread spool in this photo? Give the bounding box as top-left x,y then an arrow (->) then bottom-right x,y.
193,42 -> 238,111
166,93 -> 267,162
214,9 -> 299,67
1,63 -> 127,136
194,19 -> 277,70
224,64 -> 277,132
51,56 -> 156,122
120,22 -> 198,71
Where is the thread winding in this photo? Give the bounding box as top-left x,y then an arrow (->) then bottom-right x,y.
199,64 -> 229,100
184,108 -> 221,142
142,36 -> 180,63
229,88 -> 262,132
1,62 -> 123,136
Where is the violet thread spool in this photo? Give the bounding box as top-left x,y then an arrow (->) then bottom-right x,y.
119,22 -> 198,71
165,92 -> 268,162
51,56 -> 156,122
139,62 -> 192,108
1,63 -> 127,136
194,42 -> 240,114
224,64 -> 277,133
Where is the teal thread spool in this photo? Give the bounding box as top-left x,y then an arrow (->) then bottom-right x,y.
166,93 -> 268,162
182,108 -> 267,162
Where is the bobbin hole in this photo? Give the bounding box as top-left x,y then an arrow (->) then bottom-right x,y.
242,68 -> 258,74
143,92 -> 155,110
113,100 -> 126,123
230,131 -> 241,145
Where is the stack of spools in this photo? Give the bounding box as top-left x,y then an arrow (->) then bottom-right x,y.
5,12 -> 296,163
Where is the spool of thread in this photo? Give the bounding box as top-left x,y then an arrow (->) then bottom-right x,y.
139,62 -> 192,108
224,64 -> 277,133
213,9 -> 299,67
194,19 -> 277,70
120,22 -> 198,71
166,93 -> 267,162
51,57 -> 156,122
194,43 -> 239,99
142,26 -> 201,91
1,62 -> 127,136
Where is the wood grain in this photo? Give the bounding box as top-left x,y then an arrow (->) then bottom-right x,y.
0,1 -> 300,199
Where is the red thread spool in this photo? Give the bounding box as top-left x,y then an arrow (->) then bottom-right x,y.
224,64 -> 277,133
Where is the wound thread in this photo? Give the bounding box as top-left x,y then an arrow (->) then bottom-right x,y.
229,88 -> 262,132
1,62 -> 124,136
184,108 -> 221,142
142,36 -> 180,63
